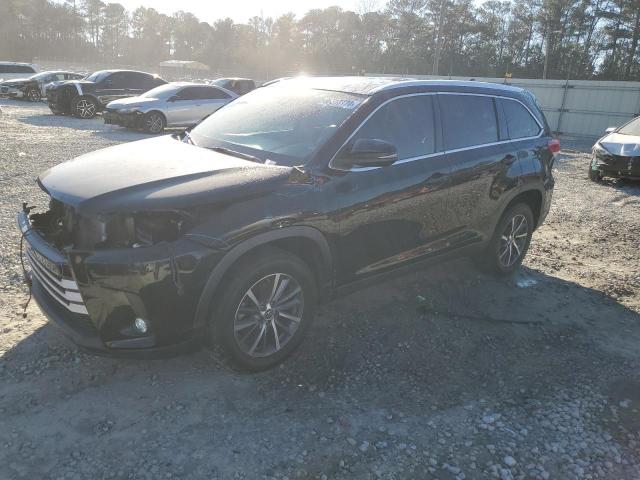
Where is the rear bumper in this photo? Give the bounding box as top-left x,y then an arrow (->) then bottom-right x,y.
18,211 -> 218,358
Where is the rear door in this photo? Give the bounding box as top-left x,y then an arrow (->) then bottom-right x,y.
498,97 -> 546,189
197,86 -> 233,119
332,94 -> 454,283
438,93 -> 522,243
126,72 -> 155,96
96,72 -> 129,104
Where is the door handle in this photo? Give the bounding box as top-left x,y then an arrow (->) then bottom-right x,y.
502,154 -> 516,165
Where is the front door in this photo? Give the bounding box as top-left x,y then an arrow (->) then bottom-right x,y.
331,94 -> 454,283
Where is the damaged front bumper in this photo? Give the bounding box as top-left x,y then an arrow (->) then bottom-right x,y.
0,86 -> 25,99
103,109 -> 144,129
591,152 -> 640,180
18,211 -> 220,358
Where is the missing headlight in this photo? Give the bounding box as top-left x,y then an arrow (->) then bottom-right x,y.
132,211 -> 188,247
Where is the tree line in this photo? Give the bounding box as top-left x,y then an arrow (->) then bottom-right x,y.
1,0 -> 639,81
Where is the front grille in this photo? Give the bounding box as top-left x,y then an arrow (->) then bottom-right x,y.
25,247 -> 88,315
604,155 -> 640,176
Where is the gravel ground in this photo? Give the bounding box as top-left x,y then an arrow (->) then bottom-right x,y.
1,99 -> 639,480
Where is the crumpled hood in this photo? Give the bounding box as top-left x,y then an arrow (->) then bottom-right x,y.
600,132 -> 640,157
107,97 -> 158,109
38,136 -> 292,214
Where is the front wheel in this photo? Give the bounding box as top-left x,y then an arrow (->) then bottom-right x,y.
26,88 -> 41,102
71,95 -> 98,119
144,111 -> 165,134
476,203 -> 534,276
209,247 -> 317,371
588,165 -> 602,182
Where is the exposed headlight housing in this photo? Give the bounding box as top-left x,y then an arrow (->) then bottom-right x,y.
593,143 -> 613,161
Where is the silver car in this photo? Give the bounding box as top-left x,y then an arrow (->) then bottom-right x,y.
103,82 -> 238,133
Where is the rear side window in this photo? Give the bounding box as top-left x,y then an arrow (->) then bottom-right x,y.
440,94 -> 498,150
502,99 -> 541,139
349,95 -> 436,161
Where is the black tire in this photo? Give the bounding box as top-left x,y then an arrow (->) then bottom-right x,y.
71,95 -> 98,119
209,247 -> 317,371
26,88 -> 41,102
49,105 -> 64,115
143,111 -> 166,134
476,203 -> 534,276
588,165 -> 602,182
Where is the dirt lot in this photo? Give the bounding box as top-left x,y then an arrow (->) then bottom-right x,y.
1,99 -> 639,480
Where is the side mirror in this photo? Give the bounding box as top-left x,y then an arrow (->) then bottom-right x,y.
168,95 -> 179,102
344,138 -> 398,168
605,127 -> 616,134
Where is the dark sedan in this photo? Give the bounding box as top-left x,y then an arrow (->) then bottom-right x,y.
590,116 -> 640,181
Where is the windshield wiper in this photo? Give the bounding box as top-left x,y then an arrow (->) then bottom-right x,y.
208,146 -> 264,164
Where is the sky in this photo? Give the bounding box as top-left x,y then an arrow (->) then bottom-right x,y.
103,0 -> 368,24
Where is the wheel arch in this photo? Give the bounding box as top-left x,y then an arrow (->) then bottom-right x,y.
193,226 -> 333,329
503,189 -> 543,229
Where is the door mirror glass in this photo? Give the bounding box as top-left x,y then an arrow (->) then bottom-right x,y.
605,126 -> 616,134
345,138 -> 398,168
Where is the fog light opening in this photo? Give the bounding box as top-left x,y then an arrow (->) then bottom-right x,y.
134,317 -> 149,334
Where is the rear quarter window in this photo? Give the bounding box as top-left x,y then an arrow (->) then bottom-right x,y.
439,94 -> 499,150
502,98 -> 541,139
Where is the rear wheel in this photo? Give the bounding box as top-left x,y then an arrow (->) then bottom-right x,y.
71,95 -> 98,119
26,88 -> 41,102
144,111 -> 165,134
209,247 -> 317,371
476,203 -> 534,276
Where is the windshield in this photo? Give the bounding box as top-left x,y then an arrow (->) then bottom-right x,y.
618,117 -> 640,136
189,87 -> 365,166
140,84 -> 180,99
31,72 -> 53,81
85,71 -> 109,82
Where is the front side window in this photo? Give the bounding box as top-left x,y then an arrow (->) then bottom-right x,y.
199,86 -> 231,100
440,94 -> 499,150
343,95 -> 436,162
190,87 -> 365,166
176,87 -> 200,100
502,99 -> 541,139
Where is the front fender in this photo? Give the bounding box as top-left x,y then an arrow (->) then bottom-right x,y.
192,226 -> 332,329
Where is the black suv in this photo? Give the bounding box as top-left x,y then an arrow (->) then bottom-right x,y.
46,70 -> 167,118
19,77 -> 557,370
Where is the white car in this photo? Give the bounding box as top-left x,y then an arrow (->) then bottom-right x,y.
0,62 -> 39,81
103,82 -> 238,133
0,71 -> 85,101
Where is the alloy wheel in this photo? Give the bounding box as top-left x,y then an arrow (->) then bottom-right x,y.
28,89 -> 41,102
76,99 -> 95,118
145,113 -> 163,133
498,214 -> 529,268
233,273 -> 304,358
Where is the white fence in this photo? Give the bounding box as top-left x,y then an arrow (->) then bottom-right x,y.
374,74 -> 640,139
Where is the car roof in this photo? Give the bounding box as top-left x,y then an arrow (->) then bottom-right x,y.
0,61 -> 36,66
91,69 -> 157,76
273,76 -> 526,97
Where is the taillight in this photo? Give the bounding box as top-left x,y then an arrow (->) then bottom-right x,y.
548,139 -> 561,156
